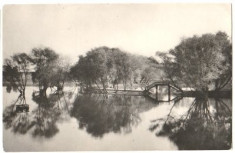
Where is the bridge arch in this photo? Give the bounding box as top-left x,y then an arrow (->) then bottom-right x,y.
144,81 -> 183,102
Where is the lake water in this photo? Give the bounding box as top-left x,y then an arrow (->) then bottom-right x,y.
3,87 -> 232,151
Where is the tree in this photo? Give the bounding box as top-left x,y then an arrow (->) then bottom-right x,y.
70,55 -> 89,91
139,57 -> 160,87
140,67 -> 157,85
50,57 -> 71,93
214,32 -> 232,91
157,32 -> 232,92
70,47 -> 108,92
86,47 -> 110,91
114,51 -> 132,90
71,46 -> 163,92
3,53 -> 33,101
31,48 -> 59,96
70,47 -> 132,92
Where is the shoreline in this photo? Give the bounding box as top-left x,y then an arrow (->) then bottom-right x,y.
84,88 -> 232,98
2,85 -> 232,98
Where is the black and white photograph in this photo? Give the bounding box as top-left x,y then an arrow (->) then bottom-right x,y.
1,3 -> 232,151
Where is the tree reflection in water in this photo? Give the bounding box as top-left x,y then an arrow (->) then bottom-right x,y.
150,96 -> 232,150
3,94 -> 32,135
70,94 -> 155,138
30,93 -> 63,138
3,91 -> 71,139
3,103 -> 32,135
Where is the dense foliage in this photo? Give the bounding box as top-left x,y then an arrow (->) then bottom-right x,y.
31,48 -> 70,95
157,31 -> 232,91
31,48 -> 59,95
3,53 -> 33,98
3,48 -> 70,97
70,46 -> 160,92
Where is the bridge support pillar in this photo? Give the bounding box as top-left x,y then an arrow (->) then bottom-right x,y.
156,85 -> 158,101
168,84 -> 171,101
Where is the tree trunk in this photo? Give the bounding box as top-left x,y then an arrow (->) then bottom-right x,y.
40,85 -> 48,97
123,80 -> 126,91
56,82 -> 64,93
22,88 -> 26,101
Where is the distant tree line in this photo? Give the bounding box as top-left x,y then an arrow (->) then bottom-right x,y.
3,31 -> 232,97
3,46 -> 160,96
70,46 -> 161,92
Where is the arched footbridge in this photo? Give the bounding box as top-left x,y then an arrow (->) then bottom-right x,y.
144,81 -> 183,102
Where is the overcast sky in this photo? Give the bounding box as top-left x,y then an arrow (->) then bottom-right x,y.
3,4 -> 231,64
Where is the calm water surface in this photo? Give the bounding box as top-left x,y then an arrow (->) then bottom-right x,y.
3,87 -> 232,151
